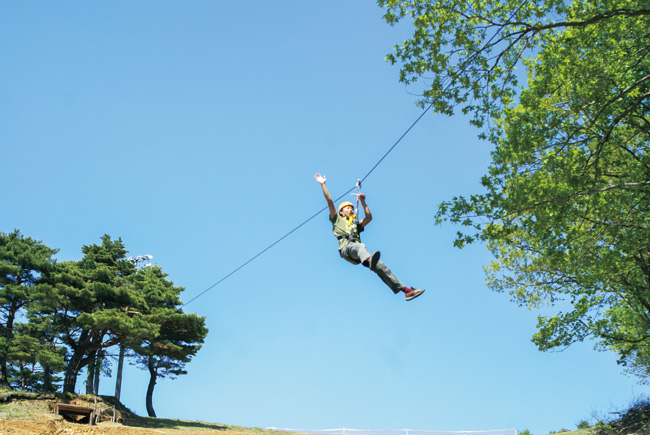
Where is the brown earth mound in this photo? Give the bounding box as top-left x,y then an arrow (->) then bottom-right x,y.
0,392 -> 268,435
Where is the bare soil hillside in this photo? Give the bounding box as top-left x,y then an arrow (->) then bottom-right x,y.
0,392 -> 292,435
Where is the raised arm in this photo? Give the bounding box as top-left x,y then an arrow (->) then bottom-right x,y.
315,173 -> 337,220
358,193 -> 373,228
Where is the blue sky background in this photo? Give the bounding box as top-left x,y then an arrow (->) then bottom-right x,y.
1,1 -> 648,434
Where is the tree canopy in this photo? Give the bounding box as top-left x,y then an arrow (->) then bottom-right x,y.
128,266 -> 208,417
47,235 -> 156,393
379,0 -> 650,378
0,230 -> 208,401
0,230 -> 59,389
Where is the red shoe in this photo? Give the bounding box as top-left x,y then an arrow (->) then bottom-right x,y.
404,287 -> 425,301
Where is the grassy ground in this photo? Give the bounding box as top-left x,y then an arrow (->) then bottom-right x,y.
0,398 -> 50,419
1,392 -> 642,435
0,391 -> 312,434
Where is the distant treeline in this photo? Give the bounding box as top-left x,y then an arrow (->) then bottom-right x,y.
0,230 -> 207,417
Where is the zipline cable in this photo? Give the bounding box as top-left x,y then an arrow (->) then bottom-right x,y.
182,104 -> 433,308
182,188 -> 355,308
361,103 -> 432,185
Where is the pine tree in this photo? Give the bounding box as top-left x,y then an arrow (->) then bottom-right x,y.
128,266 -> 208,417
46,235 -> 153,393
0,230 -> 58,390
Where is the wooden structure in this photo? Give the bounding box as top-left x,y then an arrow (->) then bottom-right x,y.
55,403 -> 95,425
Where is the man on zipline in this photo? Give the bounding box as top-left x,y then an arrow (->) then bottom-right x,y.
315,173 -> 425,301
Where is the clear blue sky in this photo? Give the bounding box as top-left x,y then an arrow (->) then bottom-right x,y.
1,1 -> 647,434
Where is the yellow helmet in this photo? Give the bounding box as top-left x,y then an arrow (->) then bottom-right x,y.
338,201 -> 354,214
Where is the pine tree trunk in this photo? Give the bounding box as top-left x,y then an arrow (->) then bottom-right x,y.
93,350 -> 103,394
86,353 -> 95,395
115,345 -> 125,400
0,309 -> 17,390
63,362 -> 79,394
20,363 -> 26,390
43,365 -> 53,393
0,357 -> 9,390
63,347 -> 86,394
145,357 -> 157,417
64,329 -> 92,394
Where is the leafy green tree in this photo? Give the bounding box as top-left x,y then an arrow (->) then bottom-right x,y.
380,0 -> 650,376
7,319 -> 66,392
128,266 -> 208,417
46,235 -> 155,393
0,230 -> 58,390
138,315 -> 207,418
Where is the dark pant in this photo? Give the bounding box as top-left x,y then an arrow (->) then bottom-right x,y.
339,242 -> 405,294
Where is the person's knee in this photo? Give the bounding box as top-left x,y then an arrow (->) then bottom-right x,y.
362,251 -> 380,271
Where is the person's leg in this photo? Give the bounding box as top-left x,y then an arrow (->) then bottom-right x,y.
340,242 -> 371,265
344,243 -> 404,294
372,260 -> 406,294
341,244 -> 425,300
372,258 -> 425,301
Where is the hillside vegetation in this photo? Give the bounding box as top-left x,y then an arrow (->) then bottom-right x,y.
1,392 -> 649,435
0,391 -> 301,435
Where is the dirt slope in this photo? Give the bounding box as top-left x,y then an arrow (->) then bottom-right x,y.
0,393 -> 277,435
0,417 -> 248,434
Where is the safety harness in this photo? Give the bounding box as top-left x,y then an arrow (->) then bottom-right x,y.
337,179 -> 363,244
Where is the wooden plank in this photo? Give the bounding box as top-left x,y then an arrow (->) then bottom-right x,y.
55,403 -> 95,425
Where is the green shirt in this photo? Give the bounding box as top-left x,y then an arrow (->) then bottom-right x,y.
330,214 -> 364,251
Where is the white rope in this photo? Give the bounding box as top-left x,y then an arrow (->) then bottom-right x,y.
268,428 -> 518,435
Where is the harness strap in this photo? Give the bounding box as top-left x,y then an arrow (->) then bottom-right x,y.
349,220 -> 358,242
347,179 -> 362,243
